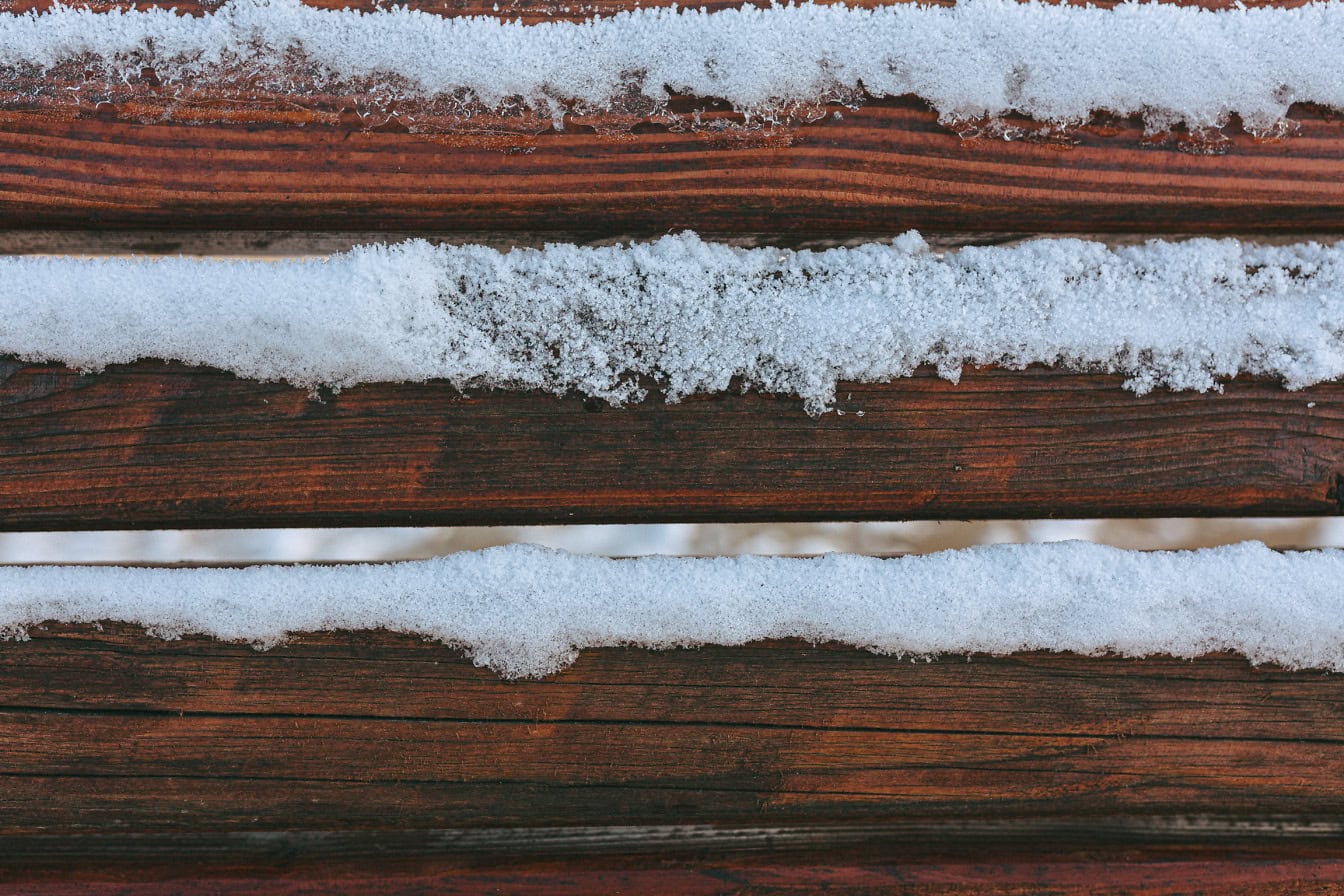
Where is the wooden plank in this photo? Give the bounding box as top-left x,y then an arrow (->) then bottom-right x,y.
0,229 -> 1215,257
0,360 -> 1339,528
11,858 -> 1344,895
0,0 -> 1334,235
6,623 -> 1344,736
3,625 -> 1344,890
1,99 -> 1342,235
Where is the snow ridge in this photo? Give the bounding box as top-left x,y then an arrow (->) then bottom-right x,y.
3,233 -> 1344,412
2,542 -> 1341,677
4,0 -> 1344,131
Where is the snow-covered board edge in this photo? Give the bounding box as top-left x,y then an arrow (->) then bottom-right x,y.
2,541 -> 1340,677
4,0 -> 1343,134
6,233 -> 1344,412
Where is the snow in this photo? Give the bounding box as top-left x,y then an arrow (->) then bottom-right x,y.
3,233 -> 1344,412
4,0 -> 1344,132
2,541 -> 1340,678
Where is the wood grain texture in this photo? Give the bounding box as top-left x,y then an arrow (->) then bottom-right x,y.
0,360 -> 1339,528
1,4 -> 1341,890
0,1 -> 1334,234
1,100 -> 1343,235
12,859 -> 1344,895
3,625 -> 1344,891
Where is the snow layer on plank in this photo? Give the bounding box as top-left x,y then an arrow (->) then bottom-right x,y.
3,233 -> 1344,412
1,542 -> 1341,677
4,0 -> 1344,132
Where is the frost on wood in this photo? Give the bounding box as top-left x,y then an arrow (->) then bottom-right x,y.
2,542 -> 1342,678
2,0 -> 1343,134
3,233 -> 1344,412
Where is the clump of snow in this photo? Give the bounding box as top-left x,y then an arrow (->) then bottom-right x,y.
1,542 -> 1341,678
2,233 -> 1344,412
3,0 -> 1344,132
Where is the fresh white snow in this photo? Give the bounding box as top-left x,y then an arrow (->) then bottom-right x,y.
3,233 -> 1344,412
2,541 -> 1340,677
3,0 -> 1344,132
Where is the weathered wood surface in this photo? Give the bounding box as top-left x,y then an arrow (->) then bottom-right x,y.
1,3 -> 1341,891
0,360 -> 1338,528
13,858 -> 1344,895
3,625 -> 1344,891
2,100 -> 1343,235
0,1 -> 1334,234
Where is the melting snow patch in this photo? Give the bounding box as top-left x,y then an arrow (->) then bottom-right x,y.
2,233 -> 1344,412
2,0 -> 1344,131
1,542 -> 1341,678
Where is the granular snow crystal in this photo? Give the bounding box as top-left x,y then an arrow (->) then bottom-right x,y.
1,542 -> 1341,678
2,0 -> 1344,132
2,233 -> 1344,412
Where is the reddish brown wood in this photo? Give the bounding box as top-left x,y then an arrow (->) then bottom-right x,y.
2,626 -> 1344,890
0,0 -> 1332,234
0,99 -> 1341,235
0,229 -> 1332,257
7,624 -> 1344,737
0,4 -> 1340,890
11,859 -> 1344,895
0,360 -> 1339,528
0,1 -> 1332,236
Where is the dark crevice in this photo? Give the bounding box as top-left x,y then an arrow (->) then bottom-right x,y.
3,702 -> 1344,746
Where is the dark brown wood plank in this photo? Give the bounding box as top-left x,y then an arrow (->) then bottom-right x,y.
0,0 -> 1332,234
0,0 -> 1333,235
6,624 -> 1344,738
0,360 -> 1339,527
3,626 -> 1344,890
10,858 -> 1344,895
0,99 -> 1341,235
0,229 -> 1248,257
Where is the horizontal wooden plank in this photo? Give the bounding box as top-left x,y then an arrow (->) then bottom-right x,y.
0,229 -> 1209,256
10,856 -> 1344,895
3,625 -> 1344,890
0,1 -> 1333,235
1,99 -> 1342,235
6,623 -> 1344,737
0,2 -> 1331,235
0,360 -> 1339,527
